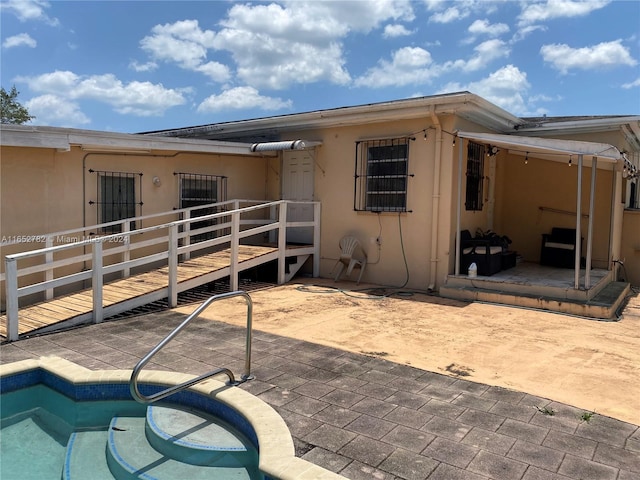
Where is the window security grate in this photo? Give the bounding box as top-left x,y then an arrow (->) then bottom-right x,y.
88,170 -> 142,233
465,141 -> 485,211
354,137 -> 410,212
176,173 -> 228,242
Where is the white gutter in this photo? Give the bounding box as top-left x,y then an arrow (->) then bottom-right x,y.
516,116 -> 640,133
0,124 -> 260,156
456,131 -> 621,162
146,92 -> 522,139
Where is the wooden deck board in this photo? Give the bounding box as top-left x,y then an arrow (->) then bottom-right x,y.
0,244 -> 294,339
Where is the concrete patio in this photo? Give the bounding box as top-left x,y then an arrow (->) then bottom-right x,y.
1,296 -> 639,480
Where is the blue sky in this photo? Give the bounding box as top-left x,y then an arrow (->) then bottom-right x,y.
1,0 -> 639,133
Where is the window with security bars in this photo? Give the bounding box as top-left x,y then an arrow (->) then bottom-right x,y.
177,173 -> 228,242
354,137 -> 410,212
465,141 -> 485,211
89,170 -> 142,233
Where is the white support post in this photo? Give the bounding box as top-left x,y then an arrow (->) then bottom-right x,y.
313,202 -> 321,277
45,236 -> 54,300
230,211 -> 240,291
455,139 -> 464,276
574,154 -> 583,289
183,210 -> 191,261
168,224 -> 178,308
585,157 -> 597,289
277,202 -> 287,284
92,240 -> 104,323
269,204 -> 277,244
122,222 -> 131,278
5,257 -> 19,341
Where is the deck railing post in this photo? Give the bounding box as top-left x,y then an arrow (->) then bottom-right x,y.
230,211 -> 240,291
277,202 -> 287,284
5,257 -> 19,341
168,224 -> 178,308
92,240 -> 104,323
45,236 -> 54,300
313,202 -> 321,277
183,210 -> 191,261
122,222 -> 131,278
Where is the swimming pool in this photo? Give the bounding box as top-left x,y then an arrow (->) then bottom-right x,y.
0,357 -> 344,480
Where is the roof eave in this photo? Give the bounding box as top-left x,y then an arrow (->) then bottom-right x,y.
144,92 -> 522,140
0,124 -> 260,156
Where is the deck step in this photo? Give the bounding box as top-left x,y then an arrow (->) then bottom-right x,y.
285,254 -> 310,282
63,429 -> 114,480
145,405 -> 256,466
439,281 -> 630,320
107,416 -> 258,480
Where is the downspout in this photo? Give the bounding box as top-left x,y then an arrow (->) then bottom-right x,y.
428,105 -> 442,291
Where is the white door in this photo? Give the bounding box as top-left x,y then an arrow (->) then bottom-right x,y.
282,150 -> 314,244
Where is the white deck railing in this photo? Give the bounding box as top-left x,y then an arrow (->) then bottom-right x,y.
3,199 -> 321,341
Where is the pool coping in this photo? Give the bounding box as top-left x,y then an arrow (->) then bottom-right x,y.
0,356 -> 345,480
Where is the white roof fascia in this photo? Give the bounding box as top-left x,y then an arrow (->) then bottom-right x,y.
0,124 -> 259,156
457,131 -> 621,163
516,116 -> 640,135
146,92 -> 522,138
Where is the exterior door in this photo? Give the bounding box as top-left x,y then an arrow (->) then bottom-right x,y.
282,150 -> 314,244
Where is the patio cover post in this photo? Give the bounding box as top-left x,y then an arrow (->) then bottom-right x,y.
585,157 -> 598,289
455,138 -> 464,276
574,155 -> 583,289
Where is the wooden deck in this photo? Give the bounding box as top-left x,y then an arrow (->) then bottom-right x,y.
0,245 -> 290,339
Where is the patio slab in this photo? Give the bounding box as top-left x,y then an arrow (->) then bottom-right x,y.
1,299 -> 639,480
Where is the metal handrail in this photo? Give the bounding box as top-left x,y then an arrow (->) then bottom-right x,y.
129,290 -> 254,404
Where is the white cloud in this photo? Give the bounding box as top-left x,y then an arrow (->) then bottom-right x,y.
383,24 -> 414,38
540,40 -> 637,74
0,0 -> 58,25
18,70 -> 187,117
355,47 -> 437,87
425,0 -> 500,24
140,19 -> 230,82
512,24 -> 547,42
355,36 -> 511,88
444,39 -> 511,73
429,6 -> 469,23
466,39 -> 511,70
622,78 -> 640,89
129,60 -> 158,73
25,94 -> 90,127
3,33 -> 37,49
197,86 -> 292,113
468,19 -> 509,37
518,0 -> 610,26
439,65 -> 531,114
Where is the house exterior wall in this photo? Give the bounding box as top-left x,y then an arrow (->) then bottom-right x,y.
0,144 -> 267,307
621,209 -> 640,286
495,155 -> 614,268
273,118 -> 452,290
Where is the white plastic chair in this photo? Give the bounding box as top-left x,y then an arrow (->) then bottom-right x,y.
333,236 -> 367,284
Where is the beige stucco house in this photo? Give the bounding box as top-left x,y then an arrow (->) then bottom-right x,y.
1,91 -> 639,323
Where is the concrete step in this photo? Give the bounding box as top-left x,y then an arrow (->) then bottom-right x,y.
439,281 -> 630,320
63,429 -> 115,480
106,416 -> 258,480
145,405 -> 256,467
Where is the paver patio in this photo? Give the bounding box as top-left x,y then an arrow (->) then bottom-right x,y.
1,303 -> 638,480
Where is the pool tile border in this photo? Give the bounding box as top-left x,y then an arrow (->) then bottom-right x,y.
0,356 -> 346,480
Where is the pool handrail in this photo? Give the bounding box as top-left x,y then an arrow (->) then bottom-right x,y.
129,290 -> 254,404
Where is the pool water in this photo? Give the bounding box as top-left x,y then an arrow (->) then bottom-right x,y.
0,383 -> 261,480
1,407 -> 71,479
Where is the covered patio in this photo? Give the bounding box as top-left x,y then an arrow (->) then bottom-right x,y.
443,132 -> 634,319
